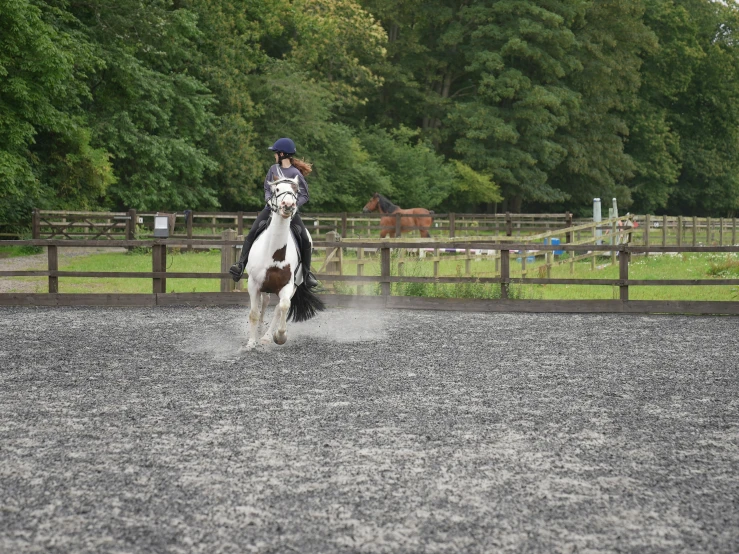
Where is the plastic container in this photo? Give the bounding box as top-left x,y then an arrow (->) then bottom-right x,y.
544,237 -> 564,256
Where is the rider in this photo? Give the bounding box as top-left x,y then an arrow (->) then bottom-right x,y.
229,137 -> 319,288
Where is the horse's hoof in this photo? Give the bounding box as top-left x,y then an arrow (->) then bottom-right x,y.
244,341 -> 257,351
273,331 -> 287,345
260,335 -> 272,345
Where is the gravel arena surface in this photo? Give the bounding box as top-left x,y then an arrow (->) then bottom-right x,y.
1,307 -> 738,553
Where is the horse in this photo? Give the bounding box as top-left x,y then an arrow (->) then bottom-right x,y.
244,176 -> 324,350
362,193 -> 434,238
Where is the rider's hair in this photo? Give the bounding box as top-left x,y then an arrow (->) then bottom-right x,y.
291,157 -> 312,177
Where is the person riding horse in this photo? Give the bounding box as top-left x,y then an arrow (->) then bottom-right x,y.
229,138 -> 319,289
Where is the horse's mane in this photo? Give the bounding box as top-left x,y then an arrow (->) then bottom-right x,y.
377,194 -> 399,213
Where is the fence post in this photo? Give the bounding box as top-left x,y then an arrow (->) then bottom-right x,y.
48,245 -> 58,293
186,210 -> 194,252
733,217 -> 737,245
500,248 -> 510,299
644,214 -> 650,257
127,209 -> 137,241
341,212 -> 348,238
569,249 -> 575,275
662,215 -> 667,246
521,251 -> 527,277
449,213 -> 456,238
677,216 -> 683,247
565,212 -> 573,243
707,217 -> 712,244
719,217 -> 724,246
619,246 -> 629,303
692,216 -> 697,246
357,248 -> 364,295
381,245 -> 391,297
395,212 -> 401,238
220,230 -> 236,293
433,248 -> 440,284
127,209 -> 137,253
237,212 -> 244,236
612,220 -> 617,266
505,212 -> 512,237
32,208 -> 41,239
152,244 -> 166,294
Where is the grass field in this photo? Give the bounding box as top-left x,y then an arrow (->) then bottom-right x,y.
0,245 -> 42,258
2,247 -> 738,301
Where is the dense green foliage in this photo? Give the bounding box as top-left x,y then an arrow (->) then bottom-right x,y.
2,0 -> 739,231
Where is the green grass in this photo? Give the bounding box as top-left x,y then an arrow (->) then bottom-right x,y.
64,249 -> 224,293
0,245 -> 43,258
529,252 -> 738,301
4,247 -> 737,301
329,250 -> 738,301
8,249 -> 225,294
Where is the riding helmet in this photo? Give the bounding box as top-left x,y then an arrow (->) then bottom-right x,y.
268,138 -> 296,155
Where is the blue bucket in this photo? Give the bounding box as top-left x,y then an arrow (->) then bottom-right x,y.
544,237 -> 564,256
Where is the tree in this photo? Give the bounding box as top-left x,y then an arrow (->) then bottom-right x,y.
449,1 -> 589,210
182,0 -> 282,210
624,0 -> 702,213
665,0 -> 739,215
550,0 -> 656,210
0,0 -> 114,227
66,0 -> 218,211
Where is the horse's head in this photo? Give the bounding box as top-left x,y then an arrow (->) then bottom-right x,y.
362,193 -> 380,213
269,177 -> 299,219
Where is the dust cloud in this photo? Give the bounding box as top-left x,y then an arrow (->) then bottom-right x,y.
185,307 -> 394,359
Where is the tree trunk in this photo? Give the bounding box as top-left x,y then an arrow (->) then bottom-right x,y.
511,195 -> 523,213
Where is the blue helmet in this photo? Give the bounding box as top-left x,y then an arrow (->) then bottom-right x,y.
268,138 -> 296,155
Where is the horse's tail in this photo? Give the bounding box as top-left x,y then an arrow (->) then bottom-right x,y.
288,283 -> 326,322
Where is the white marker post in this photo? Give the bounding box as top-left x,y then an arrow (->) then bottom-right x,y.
593,198 -> 602,245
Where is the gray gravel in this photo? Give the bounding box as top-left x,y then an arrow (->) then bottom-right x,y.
1,306 -> 738,553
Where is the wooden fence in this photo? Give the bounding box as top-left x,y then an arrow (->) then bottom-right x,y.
26,209 -> 739,245
313,216 -> 636,288
31,209 -> 578,241
630,215 -> 739,248
1,237 -> 737,314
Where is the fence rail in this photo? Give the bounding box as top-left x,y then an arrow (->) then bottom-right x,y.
31,209 -> 580,241
1,237 -> 737,314
28,209 -> 739,245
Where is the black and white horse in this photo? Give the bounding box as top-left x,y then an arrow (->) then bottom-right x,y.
244,177 -> 323,350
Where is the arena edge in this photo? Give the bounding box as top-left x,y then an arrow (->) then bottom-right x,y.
1,239 -> 738,314
0,292 -> 737,315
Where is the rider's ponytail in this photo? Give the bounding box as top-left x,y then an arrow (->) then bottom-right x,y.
291,158 -> 312,177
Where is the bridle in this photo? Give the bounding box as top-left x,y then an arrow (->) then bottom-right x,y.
269,179 -> 298,217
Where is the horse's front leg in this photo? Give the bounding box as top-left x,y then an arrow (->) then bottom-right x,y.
262,306 -> 279,345
245,279 -> 261,350
258,293 -> 273,344
273,284 -> 293,345
258,293 -> 270,326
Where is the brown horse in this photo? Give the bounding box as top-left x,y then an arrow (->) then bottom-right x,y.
362,193 -> 434,238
